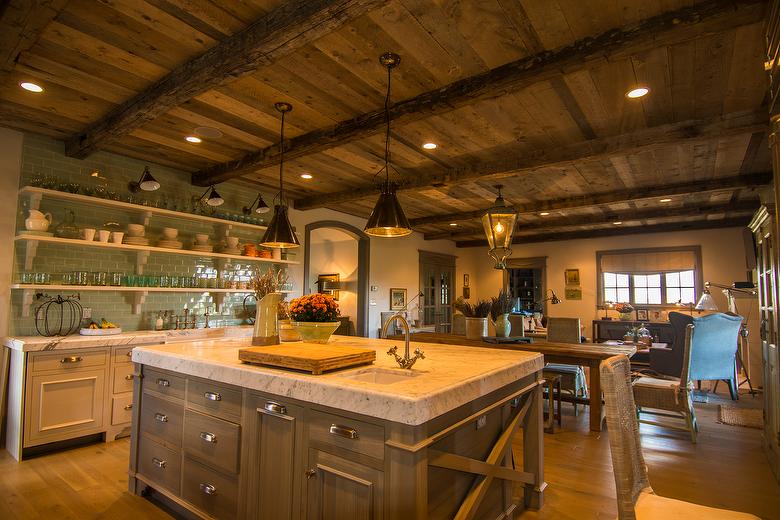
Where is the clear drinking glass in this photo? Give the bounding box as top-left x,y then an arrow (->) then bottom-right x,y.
91,272 -> 108,286
74,271 -> 89,286
159,275 -> 170,288
110,272 -> 123,286
34,272 -> 50,285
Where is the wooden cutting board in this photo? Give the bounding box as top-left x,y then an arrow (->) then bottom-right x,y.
238,344 -> 376,375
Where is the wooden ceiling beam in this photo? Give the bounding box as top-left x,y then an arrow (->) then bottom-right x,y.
0,0 -> 70,72
455,217 -> 754,248
63,0 -> 387,159
193,0 -> 766,187
294,110 -> 768,210
425,200 -> 760,240
409,172 -> 771,227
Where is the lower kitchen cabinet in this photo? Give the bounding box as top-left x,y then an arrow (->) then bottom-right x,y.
306,448 -> 384,520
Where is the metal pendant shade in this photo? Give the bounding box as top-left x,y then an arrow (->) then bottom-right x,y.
694,288 -> 718,311
260,102 -> 299,249
364,182 -> 411,237
482,185 -> 517,269
364,52 -> 412,238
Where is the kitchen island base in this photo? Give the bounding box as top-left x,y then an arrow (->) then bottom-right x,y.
129,366 -> 544,519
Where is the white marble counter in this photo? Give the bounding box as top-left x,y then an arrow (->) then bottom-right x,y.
4,325 -> 253,352
132,336 -> 544,426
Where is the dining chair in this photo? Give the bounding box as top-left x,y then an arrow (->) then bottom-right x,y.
601,354 -> 759,519
543,317 -> 588,415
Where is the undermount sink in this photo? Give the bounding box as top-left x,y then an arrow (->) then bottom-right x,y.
336,367 -> 422,384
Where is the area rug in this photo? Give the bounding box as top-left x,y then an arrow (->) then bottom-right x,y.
718,405 -> 763,429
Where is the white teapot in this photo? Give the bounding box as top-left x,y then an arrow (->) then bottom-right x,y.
25,209 -> 52,231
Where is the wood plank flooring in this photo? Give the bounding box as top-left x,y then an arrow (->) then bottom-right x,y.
0,390 -> 777,519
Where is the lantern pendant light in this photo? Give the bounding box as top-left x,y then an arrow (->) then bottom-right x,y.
260,102 -> 300,249
364,52 -> 412,237
482,185 -> 517,269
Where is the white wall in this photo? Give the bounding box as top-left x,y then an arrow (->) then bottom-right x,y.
309,228 -> 359,324
0,129 -> 23,337
461,227 -> 763,384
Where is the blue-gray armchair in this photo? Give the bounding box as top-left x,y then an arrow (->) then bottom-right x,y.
688,312 -> 743,400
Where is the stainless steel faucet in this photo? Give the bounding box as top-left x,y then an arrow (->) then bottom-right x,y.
381,312 -> 425,369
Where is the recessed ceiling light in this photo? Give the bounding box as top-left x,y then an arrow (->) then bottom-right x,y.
626,86 -> 649,99
300,173 -> 313,179
613,221 -> 623,225
20,82 -> 43,93
659,198 -> 672,203
422,142 -> 437,150
193,126 -> 223,139
449,222 -> 458,226
539,212 -> 550,216
185,136 -> 202,143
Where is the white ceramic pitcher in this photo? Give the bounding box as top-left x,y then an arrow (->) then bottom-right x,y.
25,209 -> 52,231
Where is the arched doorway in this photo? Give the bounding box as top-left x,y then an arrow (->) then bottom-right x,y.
303,221 -> 370,337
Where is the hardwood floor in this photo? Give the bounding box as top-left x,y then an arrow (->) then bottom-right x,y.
0,390 -> 777,519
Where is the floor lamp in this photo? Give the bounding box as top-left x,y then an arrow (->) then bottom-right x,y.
695,282 -> 757,396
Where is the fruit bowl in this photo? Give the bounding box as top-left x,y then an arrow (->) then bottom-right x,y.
79,327 -> 123,336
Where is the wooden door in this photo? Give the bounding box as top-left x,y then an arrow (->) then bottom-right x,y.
306,448 -> 383,520
420,251 -> 455,333
751,206 -> 780,480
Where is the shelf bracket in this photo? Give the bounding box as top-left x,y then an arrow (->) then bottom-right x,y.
124,291 -> 148,314
23,239 -> 39,271
21,289 -> 35,318
131,211 -> 152,227
212,292 -> 226,313
28,192 -> 42,211
136,251 -> 150,275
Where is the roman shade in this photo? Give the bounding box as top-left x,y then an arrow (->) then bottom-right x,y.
599,248 -> 698,274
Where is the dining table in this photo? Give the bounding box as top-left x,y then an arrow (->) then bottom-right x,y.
388,332 -> 636,432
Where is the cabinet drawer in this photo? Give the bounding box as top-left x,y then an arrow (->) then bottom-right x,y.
31,349 -> 107,373
187,378 -> 242,422
308,409 -> 385,461
138,435 -> 181,496
139,393 -> 183,446
113,363 -> 135,394
111,394 -> 134,426
144,368 -> 186,401
113,346 -> 134,364
182,456 -> 238,520
183,409 -> 240,475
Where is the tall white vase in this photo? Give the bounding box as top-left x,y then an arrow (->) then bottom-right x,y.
252,292 -> 281,346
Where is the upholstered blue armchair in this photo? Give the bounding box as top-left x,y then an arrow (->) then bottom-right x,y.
688,312 -> 743,400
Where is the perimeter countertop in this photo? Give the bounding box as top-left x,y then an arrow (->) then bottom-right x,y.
132,336 -> 544,426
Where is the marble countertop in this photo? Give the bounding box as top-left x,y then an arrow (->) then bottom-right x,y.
132,336 -> 544,426
4,325 -> 252,352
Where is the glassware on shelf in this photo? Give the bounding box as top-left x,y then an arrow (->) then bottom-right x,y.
74,271 -> 89,286
91,272 -> 108,286
169,275 -> 179,288
110,272 -> 123,286
34,272 -> 51,285
18,272 -> 34,284
159,275 -> 170,288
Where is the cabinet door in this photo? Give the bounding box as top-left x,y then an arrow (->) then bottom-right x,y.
26,368 -> 106,446
306,448 -> 383,520
246,395 -> 304,520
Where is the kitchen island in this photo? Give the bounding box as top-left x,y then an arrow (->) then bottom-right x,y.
129,335 -> 545,520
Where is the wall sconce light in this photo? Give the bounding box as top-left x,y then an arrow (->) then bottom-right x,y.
243,193 -> 270,214
128,166 -> 160,192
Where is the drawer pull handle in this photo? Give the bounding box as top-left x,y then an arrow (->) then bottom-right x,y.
204,391 -> 222,401
126,351 -> 133,357
152,457 -> 167,469
124,404 -> 133,410
125,374 -> 134,381
60,356 -> 82,364
305,469 -> 316,479
199,483 -> 217,496
329,424 -> 359,440
156,378 -> 170,387
200,431 -> 217,443
264,401 -> 287,416
154,413 -> 168,423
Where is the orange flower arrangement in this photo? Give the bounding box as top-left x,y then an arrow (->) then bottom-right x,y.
289,293 -> 340,322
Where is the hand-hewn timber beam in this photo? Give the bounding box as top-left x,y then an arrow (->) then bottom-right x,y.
194,0 -> 766,187
410,172 -> 771,227
425,200 -> 761,240
64,0 -> 386,159
294,111 -> 768,210
0,0 -> 70,71
455,217 -> 753,247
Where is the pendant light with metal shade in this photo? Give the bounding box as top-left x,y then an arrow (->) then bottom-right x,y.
482,185 -> 517,269
260,102 -> 300,249
243,193 -> 270,214
364,52 -> 412,238
196,185 -> 224,206
128,166 -> 160,192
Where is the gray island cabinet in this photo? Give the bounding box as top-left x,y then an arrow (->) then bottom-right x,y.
129,336 -> 545,520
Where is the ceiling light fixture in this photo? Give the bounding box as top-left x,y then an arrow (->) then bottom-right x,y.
243,193 -> 270,215
482,184 -> 517,270
300,173 -> 313,180
539,212 -> 550,216
20,82 -> 43,93
364,52 -> 412,238
626,86 -> 649,98
422,142 -> 437,150
613,221 -> 623,225
185,136 -> 202,143
260,102 -> 300,249
193,126 -> 223,139
449,223 -> 458,227
128,166 -> 160,192
659,198 -> 672,203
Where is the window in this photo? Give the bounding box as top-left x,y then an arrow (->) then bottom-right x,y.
597,247 -> 702,307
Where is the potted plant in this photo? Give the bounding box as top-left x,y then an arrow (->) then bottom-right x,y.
490,290 -> 514,337
614,302 -> 634,321
289,293 -> 341,344
454,299 -> 492,340
250,267 -> 288,345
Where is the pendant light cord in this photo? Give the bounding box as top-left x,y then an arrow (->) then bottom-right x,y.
384,64 -> 391,188
279,109 -> 286,206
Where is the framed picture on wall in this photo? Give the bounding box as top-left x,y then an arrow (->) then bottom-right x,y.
636,309 -> 649,321
390,288 -> 407,310
565,269 -> 580,286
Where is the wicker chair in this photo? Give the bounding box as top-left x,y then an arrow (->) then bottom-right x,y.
543,317 -> 588,415
601,355 -> 760,519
